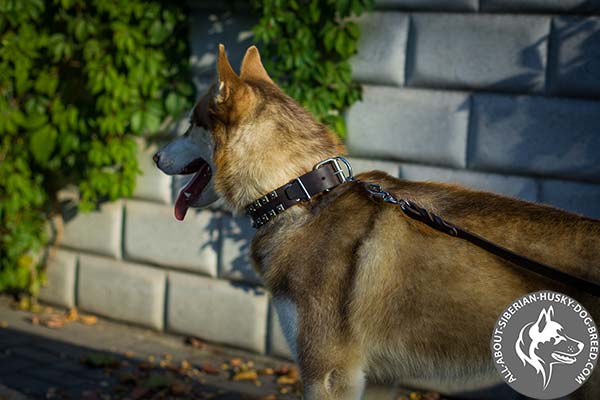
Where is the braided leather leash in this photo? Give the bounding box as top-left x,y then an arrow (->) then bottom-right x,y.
364,182 -> 600,297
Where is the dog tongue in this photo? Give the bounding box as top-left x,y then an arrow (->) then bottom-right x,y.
174,163 -> 211,221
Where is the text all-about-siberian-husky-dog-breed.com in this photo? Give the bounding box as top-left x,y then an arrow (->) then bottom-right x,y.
153,45 -> 600,399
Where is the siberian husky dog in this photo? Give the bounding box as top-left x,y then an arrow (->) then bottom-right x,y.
154,45 -> 600,399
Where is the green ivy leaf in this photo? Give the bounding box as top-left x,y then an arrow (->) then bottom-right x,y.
29,126 -> 57,164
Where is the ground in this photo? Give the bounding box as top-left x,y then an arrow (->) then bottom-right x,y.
0,296 -> 437,400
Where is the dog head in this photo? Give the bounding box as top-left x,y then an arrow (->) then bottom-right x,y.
515,306 -> 584,389
154,45 -> 344,220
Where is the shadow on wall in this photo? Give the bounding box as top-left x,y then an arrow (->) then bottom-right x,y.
486,35 -> 547,93
199,209 -> 264,291
547,16 -> 600,96
189,10 -> 255,91
463,19 -> 600,218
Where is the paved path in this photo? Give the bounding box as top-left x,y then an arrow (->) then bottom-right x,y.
0,296 -> 305,400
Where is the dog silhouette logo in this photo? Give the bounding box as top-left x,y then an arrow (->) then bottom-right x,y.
491,291 -> 598,399
515,306 -> 584,390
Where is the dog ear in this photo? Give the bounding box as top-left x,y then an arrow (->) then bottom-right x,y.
216,44 -> 242,103
240,46 -> 273,84
535,307 -> 550,333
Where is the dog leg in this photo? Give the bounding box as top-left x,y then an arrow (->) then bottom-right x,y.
302,364 -> 366,400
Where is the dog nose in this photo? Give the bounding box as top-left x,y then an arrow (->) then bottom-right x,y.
153,152 -> 160,164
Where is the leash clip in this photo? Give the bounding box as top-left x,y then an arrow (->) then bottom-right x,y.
365,183 -> 401,205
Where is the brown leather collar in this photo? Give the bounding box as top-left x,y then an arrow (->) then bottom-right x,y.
246,157 -> 353,228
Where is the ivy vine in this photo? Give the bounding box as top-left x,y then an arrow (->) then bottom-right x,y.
251,0 -> 374,137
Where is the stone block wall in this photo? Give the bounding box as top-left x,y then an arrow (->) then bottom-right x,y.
41,0 -> 600,363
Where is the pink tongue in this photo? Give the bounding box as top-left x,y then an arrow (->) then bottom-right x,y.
174,163 -> 211,221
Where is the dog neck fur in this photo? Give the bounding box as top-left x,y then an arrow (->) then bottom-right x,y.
211,45 -> 346,212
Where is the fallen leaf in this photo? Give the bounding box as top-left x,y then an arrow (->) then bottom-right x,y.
0,321 -> 8,329
410,392 -> 422,400
274,365 -> 290,376
18,297 -> 30,311
184,336 -> 206,349
66,308 -> 79,321
201,362 -> 219,375
180,360 -> 192,371
31,315 -> 40,325
45,316 -> 66,329
287,367 -> 299,380
233,371 -> 258,381
229,358 -> 243,367
29,303 -> 42,313
258,368 -> 274,375
276,376 -> 296,385
79,314 -> 98,325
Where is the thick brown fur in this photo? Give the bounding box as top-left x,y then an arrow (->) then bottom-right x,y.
195,45 -> 600,399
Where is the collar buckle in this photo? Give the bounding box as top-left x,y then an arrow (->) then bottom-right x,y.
313,156 -> 354,184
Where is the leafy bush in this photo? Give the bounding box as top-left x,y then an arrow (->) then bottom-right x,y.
0,0 -> 193,294
251,0 -> 374,137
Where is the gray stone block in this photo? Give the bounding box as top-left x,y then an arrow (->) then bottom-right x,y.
351,12 -> 409,86
221,214 -> 262,285
376,0 -> 478,11
346,86 -> 470,168
468,93 -> 600,182
124,200 -> 219,276
189,11 -> 255,79
39,249 -> 77,308
78,254 -> 166,330
167,272 -> 268,353
407,14 -> 550,93
548,16 -> 600,97
539,179 -> 600,219
132,139 -> 172,204
61,201 -> 122,259
268,303 -> 294,360
399,164 -> 538,201
481,0 -> 600,13
348,157 -> 400,177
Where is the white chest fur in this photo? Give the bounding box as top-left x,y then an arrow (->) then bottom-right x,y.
272,296 -> 299,361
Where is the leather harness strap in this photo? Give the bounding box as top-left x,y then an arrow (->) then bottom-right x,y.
245,157 -> 600,297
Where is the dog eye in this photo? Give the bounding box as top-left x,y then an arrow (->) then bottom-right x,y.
554,336 -> 564,344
